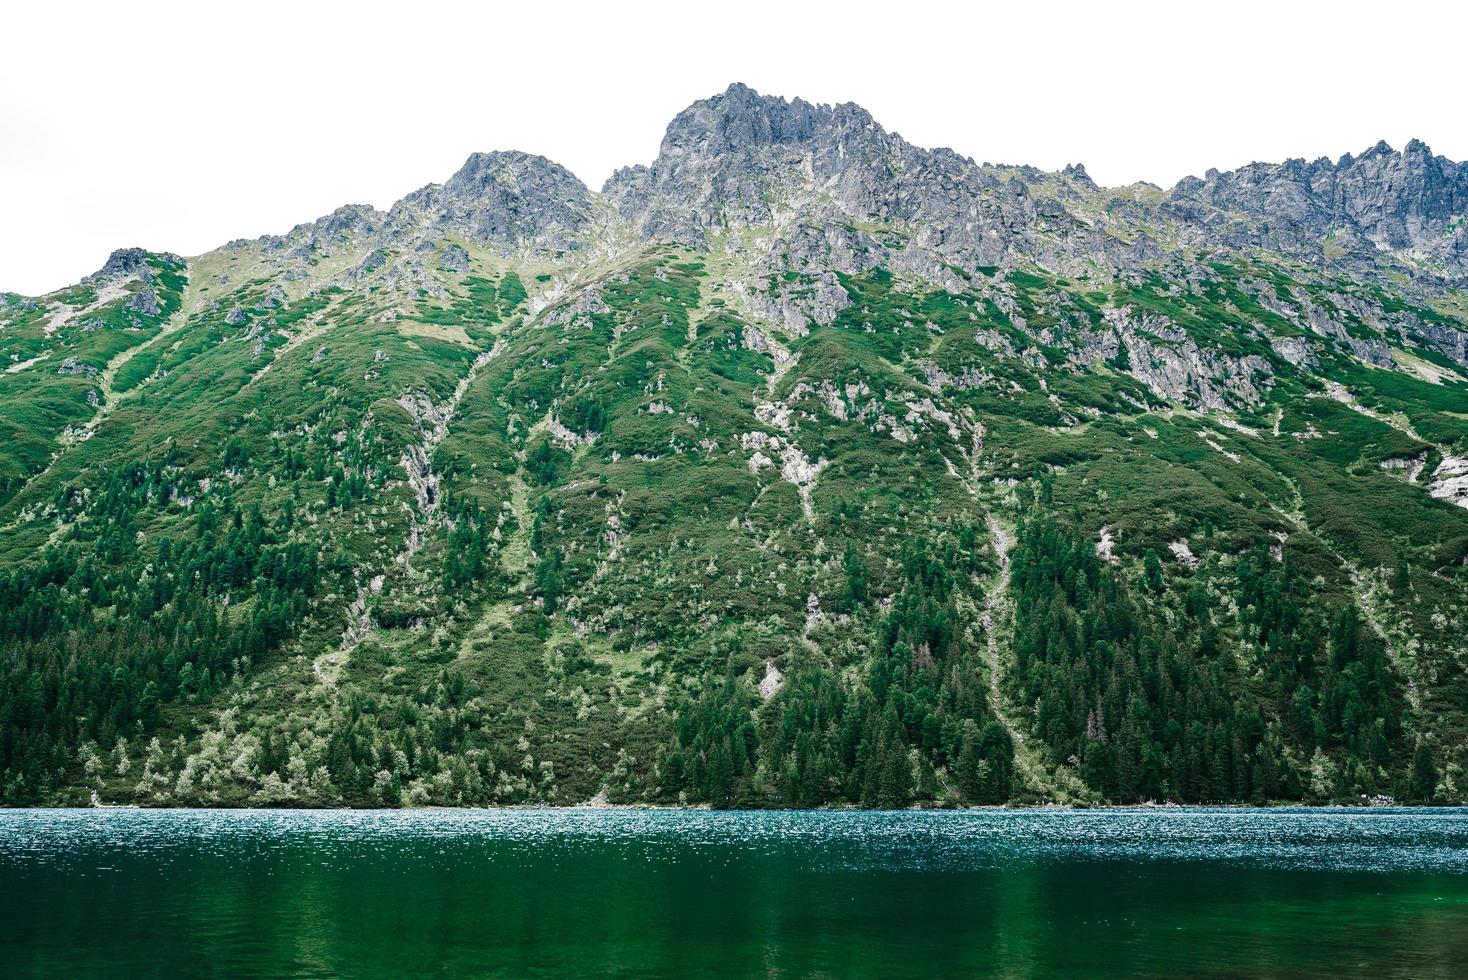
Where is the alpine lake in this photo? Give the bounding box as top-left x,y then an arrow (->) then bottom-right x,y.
2,807 -> 1465,977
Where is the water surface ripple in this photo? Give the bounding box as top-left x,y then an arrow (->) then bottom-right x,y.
2,807 -> 1465,977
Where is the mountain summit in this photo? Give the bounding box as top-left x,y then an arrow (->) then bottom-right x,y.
0,85 -> 1464,808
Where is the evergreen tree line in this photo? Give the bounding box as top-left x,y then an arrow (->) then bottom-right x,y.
658,529 -> 1016,807
1009,517 -> 1429,803
0,461 -> 333,802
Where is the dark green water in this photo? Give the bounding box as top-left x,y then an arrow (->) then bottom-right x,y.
1,808 -> 1465,978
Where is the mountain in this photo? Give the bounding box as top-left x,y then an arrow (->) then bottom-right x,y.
1,84 -> 1464,808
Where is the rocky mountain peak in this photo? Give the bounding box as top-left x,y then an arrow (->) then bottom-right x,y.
441,150 -> 586,201
1062,162 -> 1095,187
1329,138 -> 1466,247
655,82 -> 880,158
92,247 -> 153,279
1363,138 -> 1396,159
132,84 -> 1468,305
5,83 -> 1468,817
604,84 -> 1139,284
1166,137 -> 1468,266
603,83 -> 905,243
395,150 -> 594,250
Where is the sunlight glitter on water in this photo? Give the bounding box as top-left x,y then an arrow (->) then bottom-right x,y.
4,807 -> 1467,873
3,808 -> 1467,978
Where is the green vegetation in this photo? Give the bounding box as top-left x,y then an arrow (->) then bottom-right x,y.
0,239 -> 1464,809
1011,517 -> 1406,803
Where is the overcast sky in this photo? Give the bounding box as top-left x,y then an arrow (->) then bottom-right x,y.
3,0 -> 1464,295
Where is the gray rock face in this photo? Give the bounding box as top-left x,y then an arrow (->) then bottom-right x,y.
1304,302 -> 1396,368
605,83 -> 882,239
743,269 -> 849,334
603,83 -> 1044,277
90,248 -> 181,281
598,84 -> 1468,298
127,289 -> 160,316
1270,335 -> 1319,370
399,150 -> 594,250
108,83 -> 1465,317
315,204 -> 381,242
348,250 -> 388,283
160,81 -> 1465,407
244,152 -> 596,292
1334,141 -> 1468,249
1167,140 -> 1468,273
1070,307 -> 1276,410
94,248 -> 151,278
1415,320 -> 1468,368
264,205 -> 383,255
439,245 -> 470,274
57,356 -> 98,377
544,288 -> 610,327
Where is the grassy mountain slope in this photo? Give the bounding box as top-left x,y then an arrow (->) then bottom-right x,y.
2,88 -> 1466,807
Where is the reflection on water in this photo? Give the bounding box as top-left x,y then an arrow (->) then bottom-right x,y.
2,808 -> 1466,977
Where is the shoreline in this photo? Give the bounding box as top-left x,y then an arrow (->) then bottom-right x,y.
6,799 -> 1459,813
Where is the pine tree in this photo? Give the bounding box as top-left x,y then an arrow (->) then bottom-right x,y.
957,721 -> 984,802
1410,740 -> 1437,804
978,721 -> 1014,803
1143,549 -> 1164,594
1391,553 -> 1411,592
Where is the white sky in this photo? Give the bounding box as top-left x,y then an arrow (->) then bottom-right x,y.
3,0 -> 1464,295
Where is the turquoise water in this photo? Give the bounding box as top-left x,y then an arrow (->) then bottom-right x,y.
2,808 -> 1466,977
